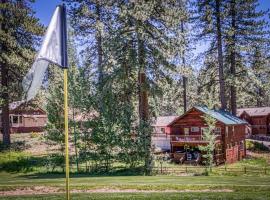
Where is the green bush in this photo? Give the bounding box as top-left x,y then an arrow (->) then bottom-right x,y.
30,132 -> 40,138
246,140 -> 269,152
0,141 -> 28,151
0,151 -> 33,172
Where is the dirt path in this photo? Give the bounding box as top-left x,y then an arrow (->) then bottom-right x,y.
0,187 -> 233,196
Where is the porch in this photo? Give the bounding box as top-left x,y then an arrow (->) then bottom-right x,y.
170,135 -> 222,146
170,135 -> 224,165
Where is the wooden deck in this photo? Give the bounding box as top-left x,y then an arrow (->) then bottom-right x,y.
170,135 -> 221,146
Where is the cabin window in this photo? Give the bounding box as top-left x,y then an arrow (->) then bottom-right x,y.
215,127 -> 221,135
13,116 -> 18,124
10,115 -> 23,125
19,116 -> 22,124
191,127 -> 199,132
184,128 -> 189,135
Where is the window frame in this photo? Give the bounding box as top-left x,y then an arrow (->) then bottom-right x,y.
214,127 -> 221,135
191,127 -> 199,133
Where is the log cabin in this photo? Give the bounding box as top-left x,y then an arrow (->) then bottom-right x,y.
237,107 -> 270,136
166,106 -> 247,164
0,101 -> 47,133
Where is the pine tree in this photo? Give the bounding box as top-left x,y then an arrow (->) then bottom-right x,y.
66,0 -> 190,174
0,0 -> 43,145
194,0 -> 227,110
199,89 -> 217,172
224,0 -> 269,114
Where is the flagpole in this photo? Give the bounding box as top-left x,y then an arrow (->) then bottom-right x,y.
60,4 -> 70,200
64,68 -> 70,200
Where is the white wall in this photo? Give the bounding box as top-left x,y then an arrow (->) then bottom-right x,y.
152,135 -> 171,151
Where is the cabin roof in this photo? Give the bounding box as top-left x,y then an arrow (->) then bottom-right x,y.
9,101 -> 25,110
237,107 -> 270,117
168,106 -> 247,126
195,106 -> 247,125
152,116 -> 178,127
0,101 -> 46,114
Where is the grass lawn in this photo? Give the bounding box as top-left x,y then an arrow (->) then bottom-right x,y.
1,172 -> 270,199
1,192 -> 270,200
1,134 -> 270,199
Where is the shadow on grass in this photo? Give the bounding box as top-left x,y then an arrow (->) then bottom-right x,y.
18,167 -> 145,180
0,155 -> 49,173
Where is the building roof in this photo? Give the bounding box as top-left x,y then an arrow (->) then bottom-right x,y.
0,101 -> 46,114
194,106 -> 247,125
168,106 -> 247,126
9,101 -> 25,110
237,107 -> 270,117
152,116 -> 178,127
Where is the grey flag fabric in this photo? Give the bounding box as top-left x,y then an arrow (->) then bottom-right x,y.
22,5 -> 67,101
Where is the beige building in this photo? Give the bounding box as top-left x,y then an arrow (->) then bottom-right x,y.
0,101 -> 47,133
152,116 -> 178,151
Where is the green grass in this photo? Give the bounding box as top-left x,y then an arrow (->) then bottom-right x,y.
1,171 -> 270,199
1,133 -> 270,199
1,192 -> 270,200
1,172 -> 270,191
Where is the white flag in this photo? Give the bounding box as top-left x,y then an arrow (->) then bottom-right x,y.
23,5 -> 67,101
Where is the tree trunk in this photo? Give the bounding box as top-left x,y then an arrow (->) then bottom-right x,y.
256,88 -> 263,107
0,0 -> 10,146
137,23 -> 151,175
181,21 -> 187,113
230,0 -> 237,115
1,64 -> 10,146
215,0 -> 226,110
96,3 -> 103,89
138,72 -> 149,122
96,3 -> 104,114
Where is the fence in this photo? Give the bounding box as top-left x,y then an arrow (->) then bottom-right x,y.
152,165 -> 270,175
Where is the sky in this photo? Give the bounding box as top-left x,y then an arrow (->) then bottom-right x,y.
33,0 -> 270,26
32,0 -> 270,69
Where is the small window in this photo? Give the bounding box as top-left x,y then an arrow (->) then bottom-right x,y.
225,126 -> 229,137
215,127 -> 221,135
13,116 -> 18,124
19,116 -> 22,124
184,128 -> 189,135
161,128 -> 165,133
191,127 -> 199,132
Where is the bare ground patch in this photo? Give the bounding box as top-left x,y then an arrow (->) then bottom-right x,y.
0,187 -> 233,196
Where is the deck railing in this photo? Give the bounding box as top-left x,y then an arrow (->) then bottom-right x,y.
170,135 -> 221,142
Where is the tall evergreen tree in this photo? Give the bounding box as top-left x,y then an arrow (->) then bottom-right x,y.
0,0 -> 43,145
194,0 -> 227,110
224,0 -> 269,114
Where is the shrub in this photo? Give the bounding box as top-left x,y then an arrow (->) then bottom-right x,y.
0,151 -> 33,172
30,132 -> 40,138
0,141 -> 28,151
246,140 -> 269,152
